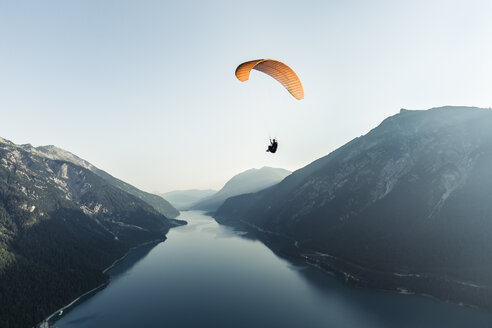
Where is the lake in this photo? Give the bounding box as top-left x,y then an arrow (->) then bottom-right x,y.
52,211 -> 492,327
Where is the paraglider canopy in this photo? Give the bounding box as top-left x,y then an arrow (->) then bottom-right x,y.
235,59 -> 304,100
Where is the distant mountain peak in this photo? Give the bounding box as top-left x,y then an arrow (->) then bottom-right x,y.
192,167 -> 291,212
158,189 -> 217,210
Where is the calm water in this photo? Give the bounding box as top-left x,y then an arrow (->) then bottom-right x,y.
53,211 -> 492,328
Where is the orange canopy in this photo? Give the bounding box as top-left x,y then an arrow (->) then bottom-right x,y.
235,59 -> 304,100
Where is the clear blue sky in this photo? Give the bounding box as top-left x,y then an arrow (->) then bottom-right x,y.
1,0 -> 491,192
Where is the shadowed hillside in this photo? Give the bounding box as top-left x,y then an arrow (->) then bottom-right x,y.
216,107 -> 492,310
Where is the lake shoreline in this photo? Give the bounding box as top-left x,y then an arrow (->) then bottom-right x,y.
36,238 -> 167,328
213,215 -> 492,314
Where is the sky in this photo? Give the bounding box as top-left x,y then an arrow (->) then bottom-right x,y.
1,0 -> 492,193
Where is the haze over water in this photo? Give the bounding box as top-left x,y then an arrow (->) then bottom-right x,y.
53,211 -> 492,328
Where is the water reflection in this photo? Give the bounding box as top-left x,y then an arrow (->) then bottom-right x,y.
216,216 -> 492,328
107,242 -> 160,278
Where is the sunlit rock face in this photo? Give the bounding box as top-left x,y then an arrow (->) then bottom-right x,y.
30,143 -> 180,218
0,138 -> 174,242
216,107 -> 492,288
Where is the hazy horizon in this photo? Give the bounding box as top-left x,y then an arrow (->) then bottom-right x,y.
2,0 -> 492,192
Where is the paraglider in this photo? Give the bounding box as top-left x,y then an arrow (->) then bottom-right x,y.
266,138 -> 278,153
235,58 -> 303,154
235,59 -> 304,100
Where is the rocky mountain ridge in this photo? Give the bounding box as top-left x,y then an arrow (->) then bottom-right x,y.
19,142 -> 179,218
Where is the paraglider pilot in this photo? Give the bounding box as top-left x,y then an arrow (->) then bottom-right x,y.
267,138 -> 278,153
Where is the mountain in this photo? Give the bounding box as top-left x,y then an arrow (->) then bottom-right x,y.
191,167 -> 291,212
215,106 -> 492,310
0,137 -> 184,328
29,144 -> 179,218
158,189 -> 216,210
